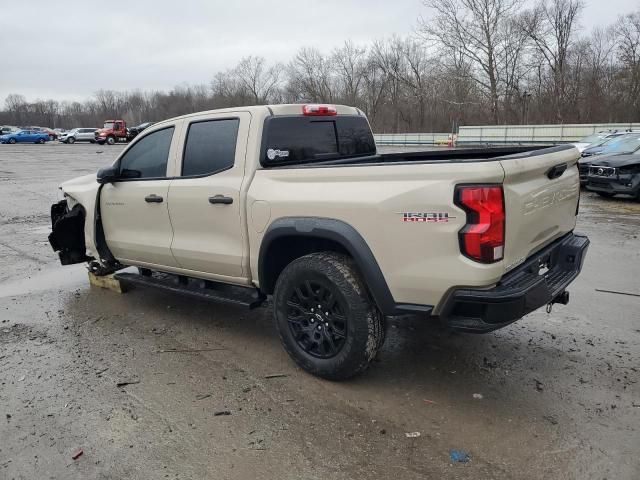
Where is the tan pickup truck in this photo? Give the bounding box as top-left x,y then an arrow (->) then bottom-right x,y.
49,104 -> 589,379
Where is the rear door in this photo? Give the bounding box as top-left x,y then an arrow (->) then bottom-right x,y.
500,146 -> 580,271
167,112 -> 250,280
100,125 -> 180,267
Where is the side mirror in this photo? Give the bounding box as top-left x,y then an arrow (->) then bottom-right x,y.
97,165 -> 119,184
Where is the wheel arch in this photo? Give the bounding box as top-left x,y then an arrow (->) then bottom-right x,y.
258,217 -> 398,315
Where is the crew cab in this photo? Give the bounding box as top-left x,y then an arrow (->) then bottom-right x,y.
48,104 -> 589,379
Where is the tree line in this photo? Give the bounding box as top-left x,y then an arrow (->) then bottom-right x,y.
1,0 -> 639,133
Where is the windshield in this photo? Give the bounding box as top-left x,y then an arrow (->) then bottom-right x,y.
103,122 -> 114,129
601,134 -> 640,153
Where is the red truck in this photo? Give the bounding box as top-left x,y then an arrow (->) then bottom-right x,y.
94,120 -> 128,145
94,120 -> 156,145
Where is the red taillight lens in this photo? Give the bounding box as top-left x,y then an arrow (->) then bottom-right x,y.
302,104 -> 337,116
455,185 -> 505,263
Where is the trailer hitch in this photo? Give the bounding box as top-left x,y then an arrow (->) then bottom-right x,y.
546,291 -> 570,313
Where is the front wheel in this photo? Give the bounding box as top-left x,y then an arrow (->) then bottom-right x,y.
106,136 -> 116,145
273,252 -> 384,380
67,137 -> 75,144
37,138 -> 45,144
8,138 -> 16,144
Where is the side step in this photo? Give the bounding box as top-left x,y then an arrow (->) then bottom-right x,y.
114,271 -> 266,309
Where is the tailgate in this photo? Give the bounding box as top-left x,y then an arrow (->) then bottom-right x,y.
499,146 -> 580,272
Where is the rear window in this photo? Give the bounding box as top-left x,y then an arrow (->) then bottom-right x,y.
262,115 -> 376,166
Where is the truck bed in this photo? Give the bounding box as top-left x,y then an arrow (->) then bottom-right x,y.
268,145 -> 565,168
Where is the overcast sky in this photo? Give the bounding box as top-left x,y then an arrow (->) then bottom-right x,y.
1,0 -> 637,103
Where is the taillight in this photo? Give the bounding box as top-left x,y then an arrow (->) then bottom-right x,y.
455,185 -> 505,263
302,104 -> 337,116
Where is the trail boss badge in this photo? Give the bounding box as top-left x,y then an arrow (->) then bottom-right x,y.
399,212 -> 455,223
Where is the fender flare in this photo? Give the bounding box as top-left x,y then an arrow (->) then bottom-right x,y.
259,217 -> 425,316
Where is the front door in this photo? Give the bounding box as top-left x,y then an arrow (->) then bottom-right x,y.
100,125 -> 180,267
167,112 -> 250,280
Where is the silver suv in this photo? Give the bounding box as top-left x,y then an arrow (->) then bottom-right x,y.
60,128 -> 98,144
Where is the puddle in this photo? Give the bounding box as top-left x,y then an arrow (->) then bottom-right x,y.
0,264 -> 88,298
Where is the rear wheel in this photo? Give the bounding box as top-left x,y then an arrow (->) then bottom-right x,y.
273,252 -> 384,380
597,192 -> 615,198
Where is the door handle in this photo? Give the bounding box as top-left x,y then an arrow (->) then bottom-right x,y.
208,195 -> 233,205
145,194 -> 164,203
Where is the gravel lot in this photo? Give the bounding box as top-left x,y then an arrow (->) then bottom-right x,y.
0,143 -> 639,479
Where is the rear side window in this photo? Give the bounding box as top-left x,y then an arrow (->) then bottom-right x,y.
182,119 -> 239,176
262,115 -> 376,166
119,127 -> 174,179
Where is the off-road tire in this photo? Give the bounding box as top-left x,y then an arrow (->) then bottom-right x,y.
106,136 -> 116,145
274,252 -> 384,380
67,137 -> 75,144
596,192 -> 615,198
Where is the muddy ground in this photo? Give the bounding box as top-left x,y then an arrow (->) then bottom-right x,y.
0,143 -> 638,479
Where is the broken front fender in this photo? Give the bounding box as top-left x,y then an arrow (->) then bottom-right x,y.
48,200 -> 91,265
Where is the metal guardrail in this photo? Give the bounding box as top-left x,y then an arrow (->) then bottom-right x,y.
374,133 -> 450,145
375,123 -> 640,146
457,123 -> 640,144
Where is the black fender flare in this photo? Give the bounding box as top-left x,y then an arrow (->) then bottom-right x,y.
259,217 -> 421,316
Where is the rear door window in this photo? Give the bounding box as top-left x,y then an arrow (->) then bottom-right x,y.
262,115 -> 376,166
181,119 -> 239,176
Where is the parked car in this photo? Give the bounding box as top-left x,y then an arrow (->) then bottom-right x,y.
26,126 -> 59,141
0,129 -> 50,144
573,131 -> 625,153
60,128 -> 98,144
0,126 -> 18,136
586,150 -> 640,199
127,122 -> 155,140
48,103 -> 588,380
579,132 -> 640,184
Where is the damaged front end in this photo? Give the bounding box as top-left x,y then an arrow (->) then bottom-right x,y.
48,199 -> 91,265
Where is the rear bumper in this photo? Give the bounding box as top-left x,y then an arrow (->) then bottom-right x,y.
439,232 -> 589,333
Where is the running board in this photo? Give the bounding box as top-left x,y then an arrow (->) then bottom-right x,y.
114,271 -> 266,309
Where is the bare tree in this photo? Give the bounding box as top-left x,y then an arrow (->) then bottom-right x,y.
521,0 -> 584,121
420,0 -> 523,123
615,10 -> 640,118
234,56 -> 283,104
